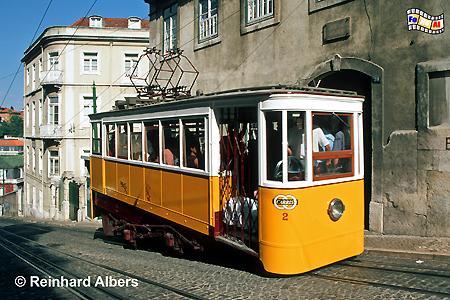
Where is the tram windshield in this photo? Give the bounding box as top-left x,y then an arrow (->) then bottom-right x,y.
264,110 -> 357,183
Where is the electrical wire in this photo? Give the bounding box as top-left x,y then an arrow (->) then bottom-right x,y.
0,0 -> 54,108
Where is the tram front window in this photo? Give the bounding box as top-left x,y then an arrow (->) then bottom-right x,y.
287,112 -> 306,181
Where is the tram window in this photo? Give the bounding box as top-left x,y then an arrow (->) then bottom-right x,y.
92,122 -> 101,155
117,124 -> 128,159
182,118 -> 205,170
287,112 -> 306,181
161,120 -> 180,166
130,123 -> 142,161
265,111 -> 282,181
312,113 -> 353,180
144,122 -> 159,163
106,124 -> 115,157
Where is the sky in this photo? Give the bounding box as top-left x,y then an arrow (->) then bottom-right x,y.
0,0 -> 149,111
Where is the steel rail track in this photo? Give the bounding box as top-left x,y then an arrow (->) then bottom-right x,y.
0,235 -> 126,300
309,262 -> 450,298
0,228 -> 206,300
339,259 -> 450,278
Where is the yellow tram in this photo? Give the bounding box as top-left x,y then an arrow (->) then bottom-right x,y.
90,87 -> 364,275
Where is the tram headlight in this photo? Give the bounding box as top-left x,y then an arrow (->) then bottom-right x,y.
328,198 -> 345,221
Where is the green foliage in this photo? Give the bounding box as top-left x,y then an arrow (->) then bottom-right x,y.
0,115 -> 23,138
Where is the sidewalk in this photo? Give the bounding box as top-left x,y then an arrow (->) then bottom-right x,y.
365,231 -> 450,258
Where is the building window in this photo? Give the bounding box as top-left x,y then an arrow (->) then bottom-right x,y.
31,101 -> 36,136
89,16 -> 102,28
48,95 -> 59,125
38,99 -> 43,126
82,52 -> 99,73
26,67 -> 30,86
124,54 -> 139,77
128,17 -> 141,29
49,52 -> 59,70
39,149 -> 43,175
49,150 -> 59,176
246,0 -> 273,24
163,4 -> 178,53
32,64 -> 36,90
26,146 -> 30,169
26,104 -> 30,127
82,96 -> 93,126
199,0 -> 218,41
32,147 -> 36,173
308,0 -> 353,13
38,58 -> 42,76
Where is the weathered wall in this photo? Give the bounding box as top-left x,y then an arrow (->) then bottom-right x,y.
147,0 -> 450,237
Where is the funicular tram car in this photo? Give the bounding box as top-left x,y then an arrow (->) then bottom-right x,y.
89,87 -> 364,275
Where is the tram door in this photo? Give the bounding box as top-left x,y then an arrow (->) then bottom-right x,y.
217,107 -> 259,250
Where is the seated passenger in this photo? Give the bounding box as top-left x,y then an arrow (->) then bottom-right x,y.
187,142 -> 200,169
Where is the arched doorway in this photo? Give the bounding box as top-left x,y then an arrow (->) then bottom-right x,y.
313,70 -> 372,229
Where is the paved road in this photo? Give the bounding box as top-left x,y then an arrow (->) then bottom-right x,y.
0,217 -> 449,299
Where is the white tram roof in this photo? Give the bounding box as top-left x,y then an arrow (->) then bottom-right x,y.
89,86 -> 364,121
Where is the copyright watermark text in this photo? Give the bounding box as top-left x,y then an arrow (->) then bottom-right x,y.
14,275 -> 139,288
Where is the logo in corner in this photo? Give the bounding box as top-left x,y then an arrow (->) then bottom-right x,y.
273,195 -> 298,210
407,8 -> 444,34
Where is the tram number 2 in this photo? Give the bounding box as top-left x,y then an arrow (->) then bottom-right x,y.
282,213 -> 288,221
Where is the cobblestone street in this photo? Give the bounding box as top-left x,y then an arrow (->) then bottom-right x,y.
0,217 -> 449,300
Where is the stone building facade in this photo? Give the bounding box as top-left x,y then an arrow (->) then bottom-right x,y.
144,0 -> 450,237
22,16 -> 149,221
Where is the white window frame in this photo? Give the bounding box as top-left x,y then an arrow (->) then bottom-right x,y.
89,16 -> 102,28
48,95 -> 59,125
26,67 -> 30,86
199,0 -> 218,41
38,99 -> 43,126
81,95 -> 95,127
32,64 -> 36,90
32,147 -> 36,173
39,148 -> 43,175
38,58 -> 42,77
26,104 -> 30,127
124,53 -> 139,78
48,52 -> 59,71
31,101 -> 36,136
26,146 -> 30,169
163,4 -> 178,54
48,150 -> 59,177
246,0 -> 274,24
81,52 -> 100,74
128,18 -> 141,29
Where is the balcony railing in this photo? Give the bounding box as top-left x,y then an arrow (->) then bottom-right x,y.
199,14 -> 218,41
39,124 -> 64,138
40,70 -> 63,85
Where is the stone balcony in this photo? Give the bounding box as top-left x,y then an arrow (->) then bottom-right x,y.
39,124 -> 64,139
40,70 -> 63,85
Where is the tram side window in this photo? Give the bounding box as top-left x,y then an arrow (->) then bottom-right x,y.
312,113 -> 353,180
130,123 -> 142,161
106,124 -> 115,157
92,122 -> 101,155
265,111 -> 282,181
117,124 -> 128,159
144,122 -> 159,163
161,120 -> 180,166
182,118 -> 205,170
287,112 -> 306,181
